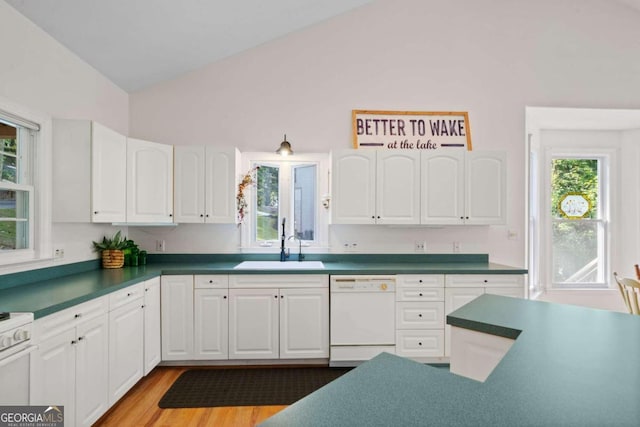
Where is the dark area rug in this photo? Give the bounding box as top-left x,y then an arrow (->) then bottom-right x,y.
158,367 -> 352,408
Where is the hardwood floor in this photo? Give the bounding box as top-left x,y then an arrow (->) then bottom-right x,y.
94,367 -> 287,427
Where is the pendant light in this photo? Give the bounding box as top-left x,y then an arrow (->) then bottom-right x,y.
276,134 -> 293,156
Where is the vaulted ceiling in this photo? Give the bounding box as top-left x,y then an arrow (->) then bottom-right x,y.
4,0 -> 639,93
5,0 -> 374,92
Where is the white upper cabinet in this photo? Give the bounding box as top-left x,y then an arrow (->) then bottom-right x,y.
420,151 -> 465,224
376,151 -> 421,224
332,150 -> 420,224
331,150 -> 376,224
421,150 -> 506,225
465,151 -> 506,225
174,146 -> 238,223
53,120 -> 127,223
126,137 -> 174,223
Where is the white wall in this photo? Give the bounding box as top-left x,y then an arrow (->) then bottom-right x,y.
0,1 -> 129,273
129,0 -> 640,267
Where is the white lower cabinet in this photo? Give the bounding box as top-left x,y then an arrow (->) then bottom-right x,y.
194,288 -> 229,359
229,288 -> 279,359
108,284 -> 144,406
395,275 -> 445,361
449,326 -> 515,382
444,275 -> 524,357
161,275 -> 194,360
280,287 -> 330,359
228,275 -> 329,360
143,278 -> 161,375
31,297 -> 109,427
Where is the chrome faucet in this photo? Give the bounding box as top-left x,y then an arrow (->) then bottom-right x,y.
288,235 -> 305,262
280,218 -> 289,262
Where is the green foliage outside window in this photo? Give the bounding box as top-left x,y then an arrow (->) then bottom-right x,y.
550,158 -> 600,284
256,165 -> 279,241
551,159 -> 598,219
1,138 -> 17,182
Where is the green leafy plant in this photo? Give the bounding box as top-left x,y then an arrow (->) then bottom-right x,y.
92,230 -> 128,251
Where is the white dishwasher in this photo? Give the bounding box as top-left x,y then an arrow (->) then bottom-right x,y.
330,275 -> 396,366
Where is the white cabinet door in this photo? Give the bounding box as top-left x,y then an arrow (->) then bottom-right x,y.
331,150 -> 376,224
75,313 -> 109,427
143,278 -> 161,375
279,288 -> 329,359
205,147 -> 238,223
229,288 -> 279,359
194,289 -> 229,359
108,299 -> 144,405
444,287 -> 485,357
91,122 -> 127,222
52,119 -> 127,223
174,145 -> 205,223
126,137 -> 174,223
174,146 -> 238,224
30,328 -> 77,424
376,151 -> 421,224
161,276 -> 194,360
465,151 -> 506,225
421,151 -> 465,224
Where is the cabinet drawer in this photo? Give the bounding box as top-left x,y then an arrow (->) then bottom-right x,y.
396,330 -> 444,358
396,287 -> 444,302
35,295 -> 108,341
396,302 -> 444,329
109,282 -> 145,311
229,274 -> 328,288
485,287 -> 525,298
445,274 -> 524,288
194,275 -> 229,289
397,275 -> 444,288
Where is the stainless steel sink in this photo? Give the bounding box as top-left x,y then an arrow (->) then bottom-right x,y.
233,261 -> 325,270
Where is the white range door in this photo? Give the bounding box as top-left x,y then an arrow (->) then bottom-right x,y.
330,275 -> 396,366
0,313 -> 35,405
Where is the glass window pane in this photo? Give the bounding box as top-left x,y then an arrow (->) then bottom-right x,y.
1,128 -> 18,183
552,220 -> 601,285
551,159 -> 598,219
293,165 -> 316,241
255,165 -> 279,241
0,189 -> 29,250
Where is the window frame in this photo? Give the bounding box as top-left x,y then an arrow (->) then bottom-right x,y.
543,148 -> 613,289
0,97 -> 51,268
239,152 -> 329,252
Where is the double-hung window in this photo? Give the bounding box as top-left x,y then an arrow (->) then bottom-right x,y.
241,152 -> 329,250
548,155 -> 610,288
0,109 -> 40,262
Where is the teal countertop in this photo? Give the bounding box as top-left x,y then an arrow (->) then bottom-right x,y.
0,254 -> 526,319
261,295 -> 640,427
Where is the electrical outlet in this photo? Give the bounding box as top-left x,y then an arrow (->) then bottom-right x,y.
453,242 -> 460,253
414,241 -> 426,252
54,248 -> 64,259
343,242 -> 358,252
156,240 -> 165,252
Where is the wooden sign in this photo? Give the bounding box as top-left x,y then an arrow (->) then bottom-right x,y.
352,110 -> 472,151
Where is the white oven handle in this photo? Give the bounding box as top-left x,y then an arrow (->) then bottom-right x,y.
0,345 -> 37,368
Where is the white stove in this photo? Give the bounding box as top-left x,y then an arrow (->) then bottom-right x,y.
0,312 -> 34,356
0,312 -> 35,405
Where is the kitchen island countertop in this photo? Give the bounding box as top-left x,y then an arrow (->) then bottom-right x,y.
260,294 -> 640,426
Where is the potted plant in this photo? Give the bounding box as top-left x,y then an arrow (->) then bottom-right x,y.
92,230 -> 128,269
